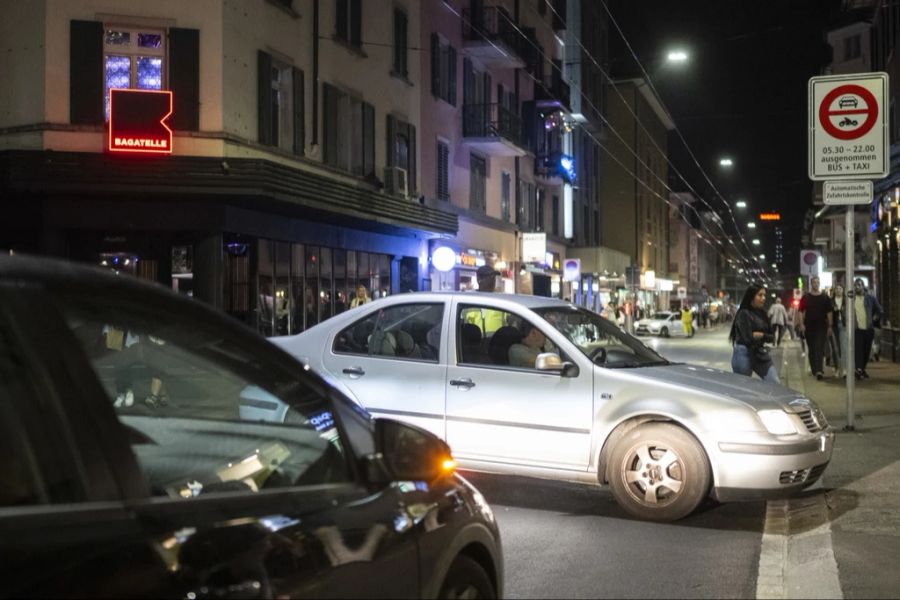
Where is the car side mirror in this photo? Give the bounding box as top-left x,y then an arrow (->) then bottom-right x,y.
365,418 -> 455,485
535,352 -> 579,377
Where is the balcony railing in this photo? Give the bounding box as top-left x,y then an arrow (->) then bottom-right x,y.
461,6 -> 525,68
534,76 -> 571,111
463,103 -> 523,147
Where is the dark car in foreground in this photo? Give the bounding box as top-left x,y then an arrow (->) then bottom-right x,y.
0,255 -> 502,599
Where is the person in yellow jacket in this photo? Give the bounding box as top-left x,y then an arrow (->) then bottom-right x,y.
681,305 -> 694,338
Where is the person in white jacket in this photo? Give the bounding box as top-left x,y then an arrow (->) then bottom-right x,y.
768,297 -> 789,347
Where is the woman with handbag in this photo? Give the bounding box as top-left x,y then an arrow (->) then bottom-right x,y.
729,284 -> 780,383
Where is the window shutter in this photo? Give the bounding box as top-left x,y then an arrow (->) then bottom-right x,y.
323,83 -> 337,166
292,67 -> 305,155
257,51 -> 273,146
463,58 -> 473,105
70,20 -> 103,125
408,123 -> 416,193
385,114 -> 396,167
430,33 -> 440,96
350,0 -> 362,46
448,46 -> 457,105
335,0 -> 348,40
169,28 -> 200,131
362,101 -> 375,177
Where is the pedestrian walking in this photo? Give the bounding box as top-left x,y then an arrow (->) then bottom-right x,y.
681,304 -> 694,338
729,284 -> 780,383
799,276 -> 833,380
851,278 -> 883,380
828,284 -> 846,377
767,297 -> 788,346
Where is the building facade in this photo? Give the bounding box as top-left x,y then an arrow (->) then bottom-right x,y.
0,0 -> 457,337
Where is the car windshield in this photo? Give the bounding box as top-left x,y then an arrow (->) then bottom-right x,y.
654,312 -> 673,320
534,307 -> 670,369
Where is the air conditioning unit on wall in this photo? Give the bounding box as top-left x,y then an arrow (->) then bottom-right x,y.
384,166 -> 409,198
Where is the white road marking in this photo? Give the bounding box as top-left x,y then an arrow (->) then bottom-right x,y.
756,343 -> 842,599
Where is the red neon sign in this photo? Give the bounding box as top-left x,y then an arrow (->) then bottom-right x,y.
108,89 -> 173,154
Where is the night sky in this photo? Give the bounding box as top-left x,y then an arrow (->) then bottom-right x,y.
608,0 -> 844,278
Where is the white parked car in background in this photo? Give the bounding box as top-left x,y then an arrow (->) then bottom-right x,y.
274,292 -> 833,522
635,311 -> 686,337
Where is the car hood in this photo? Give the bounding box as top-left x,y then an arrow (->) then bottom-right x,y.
634,363 -> 807,411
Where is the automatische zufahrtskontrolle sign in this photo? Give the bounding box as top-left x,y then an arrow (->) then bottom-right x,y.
808,73 -> 889,180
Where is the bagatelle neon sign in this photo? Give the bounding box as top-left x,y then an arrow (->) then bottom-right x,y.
108,88 -> 173,155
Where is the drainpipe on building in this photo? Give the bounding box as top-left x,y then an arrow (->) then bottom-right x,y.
312,0 -> 320,146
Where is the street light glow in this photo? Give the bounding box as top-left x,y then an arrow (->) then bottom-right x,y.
747,222 -> 756,228
667,50 -> 689,63
736,200 -> 747,208
719,158 -> 734,167
752,239 -> 761,245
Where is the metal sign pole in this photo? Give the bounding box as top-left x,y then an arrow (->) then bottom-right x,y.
845,205 -> 855,431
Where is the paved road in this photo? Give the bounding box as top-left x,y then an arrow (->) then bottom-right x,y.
463,327 -> 770,599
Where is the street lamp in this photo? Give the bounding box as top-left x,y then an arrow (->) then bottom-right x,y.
719,158 -> 734,167
735,200 -> 747,209
666,50 -> 689,63
747,222 -> 756,229
752,239 -> 761,245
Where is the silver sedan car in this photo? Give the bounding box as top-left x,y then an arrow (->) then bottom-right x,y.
274,292 -> 834,521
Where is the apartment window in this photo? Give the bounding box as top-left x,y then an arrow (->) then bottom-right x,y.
393,9 -> 408,78
335,0 -> 362,47
430,34 -> 457,105
387,115 -> 417,193
594,209 -> 600,245
258,52 -> 304,155
103,27 -> 165,120
501,172 -> 511,221
470,154 -> 487,212
437,141 -> 450,201
844,34 -> 861,61
323,83 -> 375,177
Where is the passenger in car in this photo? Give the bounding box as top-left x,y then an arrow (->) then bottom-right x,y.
508,323 -> 548,368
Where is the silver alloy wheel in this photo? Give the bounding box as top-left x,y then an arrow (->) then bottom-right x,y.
621,442 -> 684,506
608,423 -> 710,521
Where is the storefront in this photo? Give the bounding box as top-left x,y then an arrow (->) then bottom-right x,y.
428,220 -> 517,293
1,150 -> 457,338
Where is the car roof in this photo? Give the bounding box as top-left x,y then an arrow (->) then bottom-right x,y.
374,291 -> 577,310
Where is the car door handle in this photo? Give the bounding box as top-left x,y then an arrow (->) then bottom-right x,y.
449,378 -> 476,389
342,366 -> 366,378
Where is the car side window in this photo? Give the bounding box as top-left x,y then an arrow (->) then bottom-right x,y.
457,305 -> 560,369
333,303 -> 443,362
61,302 -> 352,499
0,329 -> 44,507
0,317 -> 83,506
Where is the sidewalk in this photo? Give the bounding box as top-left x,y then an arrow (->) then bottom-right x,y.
779,338 -> 900,599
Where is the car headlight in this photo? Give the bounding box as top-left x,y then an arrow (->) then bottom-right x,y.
758,410 -> 798,435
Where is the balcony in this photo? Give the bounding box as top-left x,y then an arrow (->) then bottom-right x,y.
461,6 -> 526,69
534,69 -> 571,112
535,151 -> 576,185
463,103 -> 527,157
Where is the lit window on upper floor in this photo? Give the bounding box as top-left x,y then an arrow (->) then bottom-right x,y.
103,27 -> 165,121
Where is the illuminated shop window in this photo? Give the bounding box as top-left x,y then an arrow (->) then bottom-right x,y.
104,27 -> 166,120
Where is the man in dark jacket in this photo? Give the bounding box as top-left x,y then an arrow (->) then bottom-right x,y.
799,276 -> 833,380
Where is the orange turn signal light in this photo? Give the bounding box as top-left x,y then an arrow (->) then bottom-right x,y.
441,458 -> 456,472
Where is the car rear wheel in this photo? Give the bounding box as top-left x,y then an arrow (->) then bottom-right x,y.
608,423 -> 710,521
660,327 -> 669,338
439,556 -> 495,599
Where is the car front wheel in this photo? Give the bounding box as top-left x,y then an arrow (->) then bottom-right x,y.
439,556 -> 495,599
608,423 -> 710,521
660,327 -> 669,338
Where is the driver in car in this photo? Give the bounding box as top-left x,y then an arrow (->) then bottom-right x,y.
509,322 -> 551,368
